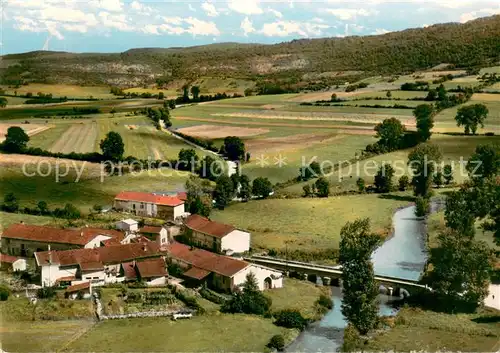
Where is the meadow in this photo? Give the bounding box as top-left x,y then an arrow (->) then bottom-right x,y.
211,193 -> 410,253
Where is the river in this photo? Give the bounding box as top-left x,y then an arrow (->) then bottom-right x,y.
287,204 -> 429,352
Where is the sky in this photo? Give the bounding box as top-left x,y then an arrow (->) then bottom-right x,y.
1,0 -> 499,54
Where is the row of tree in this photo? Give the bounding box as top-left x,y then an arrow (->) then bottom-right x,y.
2,193 -> 81,219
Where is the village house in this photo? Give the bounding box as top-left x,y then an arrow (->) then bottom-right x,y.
138,226 -> 170,247
116,219 -> 139,233
65,281 -> 92,300
114,191 -> 185,220
1,224 -> 124,257
167,242 -> 282,292
0,253 -> 27,272
121,258 -> 168,286
34,242 -> 163,287
184,214 -> 250,254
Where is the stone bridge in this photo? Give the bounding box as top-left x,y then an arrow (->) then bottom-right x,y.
245,255 -> 431,297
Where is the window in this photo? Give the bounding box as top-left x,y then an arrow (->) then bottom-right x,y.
162,238 -> 166,243
140,203 -> 144,209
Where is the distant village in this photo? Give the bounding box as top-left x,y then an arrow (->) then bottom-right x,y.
0,190 -> 283,299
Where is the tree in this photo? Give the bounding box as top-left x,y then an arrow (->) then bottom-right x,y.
386,90 -> 392,99
444,189 -> 477,238
433,170 -> 443,188
299,161 -> 322,181
443,164 -> 454,185
425,89 -> 437,101
168,100 -> 176,109
339,219 -> 380,335
185,175 -> 212,217
466,144 -> 500,183
238,175 -> 251,201
100,132 -> 124,161
0,284 -> 10,301
425,230 -> 492,312
190,86 -> 200,100
408,143 -> 442,198
413,104 -> 435,142
303,184 -> 312,197
315,177 -> 330,197
244,88 -> 253,97
182,85 -> 190,102
158,92 -> 164,100
2,193 -> 19,213
0,97 -> 7,108
274,309 -> 307,329
178,148 -> 198,171
268,335 -> 285,351
374,164 -> 394,193
223,136 -> 246,161
3,126 -> 29,152
252,177 -> 273,198
455,104 -> 489,135
331,93 -> 338,101
54,203 -> 81,220
374,118 -> 406,151
221,272 -> 271,315
415,196 -> 429,217
197,155 -> 222,181
398,175 -> 410,191
356,178 -> 365,193
214,175 -> 234,208
37,201 -> 49,215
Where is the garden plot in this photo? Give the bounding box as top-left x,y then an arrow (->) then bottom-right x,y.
50,122 -> 97,154
177,124 -> 269,139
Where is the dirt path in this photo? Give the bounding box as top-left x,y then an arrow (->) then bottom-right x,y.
175,116 -> 378,135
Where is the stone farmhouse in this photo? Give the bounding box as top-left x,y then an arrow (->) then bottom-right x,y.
1,223 -> 124,257
114,191 -> 186,220
184,214 -> 250,254
167,242 -> 282,292
35,242 -> 164,287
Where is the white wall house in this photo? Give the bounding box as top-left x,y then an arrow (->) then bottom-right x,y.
116,219 -> 139,233
114,191 -> 185,220
232,264 -> 283,290
221,230 -> 251,254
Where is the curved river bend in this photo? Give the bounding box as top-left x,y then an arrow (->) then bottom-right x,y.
287,204 -> 430,352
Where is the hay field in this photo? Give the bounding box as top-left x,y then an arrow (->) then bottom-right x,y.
0,123 -> 52,142
49,122 -> 98,153
177,124 -> 269,139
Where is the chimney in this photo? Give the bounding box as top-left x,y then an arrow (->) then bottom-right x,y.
142,244 -> 147,252
80,231 -> 84,237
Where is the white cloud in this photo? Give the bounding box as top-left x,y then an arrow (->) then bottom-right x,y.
259,20 -> 329,37
184,17 -> 220,36
228,0 -> 263,15
130,1 -> 153,15
98,11 -> 132,31
372,28 -> 389,34
188,4 -> 196,12
268,8 -> 283,18
90,0 -> 123,13
240,17 -> 255,36
460,7 -> 500,23
325,8 -> 378,20
141,17 -> 220,37
201,2 -> 219,17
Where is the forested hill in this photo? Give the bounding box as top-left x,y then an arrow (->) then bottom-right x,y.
1,15 -> 499,87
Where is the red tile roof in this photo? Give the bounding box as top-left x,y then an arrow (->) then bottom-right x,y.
131,236 -> 152,244
177,192 -> 188,201
56,276 -> 76,283
35,242 -> 162,267
115,191 -> 184,207
136,258 -> 167,278
65,281 -> 90,293
2,224 -> 123,246
0,253 -> 21,264
183,266 -> 210,280
184,215 -> 235,238
139,226 -> 163,234
166,242 -> 248,277
79,261 -> 104,271
121,262 -> 137,280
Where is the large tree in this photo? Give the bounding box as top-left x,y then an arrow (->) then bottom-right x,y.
100,131 -> 124,161
413,104 -> 435,142
191,86 -> 200,100
315,177 -> 330,197
425,230 -> 492,312
223,136 -> 246,161
178,148 -> 199,171
214,175 -> 235,208
466,144 -> 500,183
339,218 -> 380,335
252,177 -> 273,199
197,155 -> 222,181
238,175 -> 251,201
374,118 -> 406,152
455,104 -> 489,135
3,126 -> 29,153
408,143 -> 442,198
185,175 -> 212,217
374,164 -> 395,193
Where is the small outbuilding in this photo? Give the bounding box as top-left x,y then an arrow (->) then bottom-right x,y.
0,253 -> 27,272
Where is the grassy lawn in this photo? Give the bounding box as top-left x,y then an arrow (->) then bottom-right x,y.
435,100 -> 500,132
211,193 -> 409,253
266,278 -> 328,319
1,84 -> 115,99
64,315 -> 291,352
366,307 -> 500,352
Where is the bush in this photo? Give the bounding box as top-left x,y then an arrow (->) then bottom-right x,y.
268,334 -> 285,351
316,294 -> 334,310
0,285 -> 11,301
341,324 -> 363,352
37,286 -> 57,299
274,309 -> 307,330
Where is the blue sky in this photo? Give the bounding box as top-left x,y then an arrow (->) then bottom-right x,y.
1,0 -> 499,54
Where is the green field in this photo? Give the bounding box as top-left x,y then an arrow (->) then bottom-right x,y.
1,84 -> 115,99
211,193 -> 409,253
0,160 -> 190,212
366,307 -> 500,352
